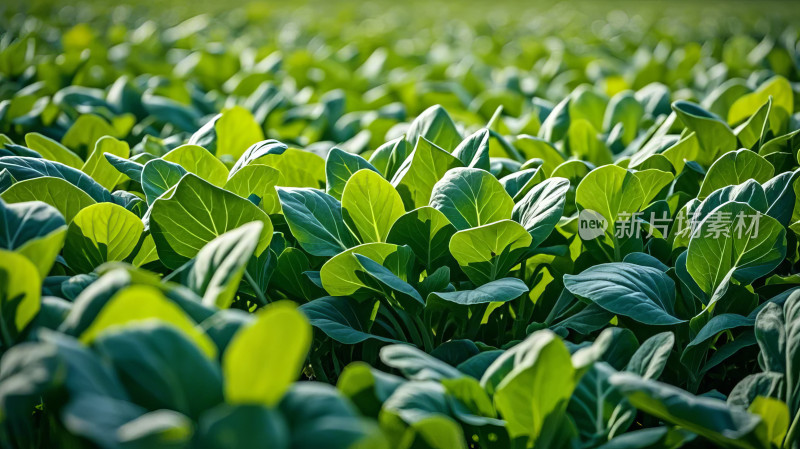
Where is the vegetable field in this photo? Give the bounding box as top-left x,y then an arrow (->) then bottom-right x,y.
1,0 -> 800,448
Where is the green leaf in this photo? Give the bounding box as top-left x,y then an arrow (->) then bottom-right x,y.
223,301 -> 311,406
0,199 -> 66,277
81,136 -> 129,190
224,164 -> 281,214
320,243 -> 414,297
163,144 -> 229,187
748,396 -> 789,448
257,148 -> 326,189
387,206 -> 457,268
215,106 -> 265,159
626,332 -> 675,380
452,128 -> 491,170
300,296 -> 401,344
484,330 -> 576,441
575,164 -> 644,249
325,147 -> 380,200
567,118 -> 613,165
405,105 -> 462,152
229,139 -> 287,178
729,76 -> 794,125
196,404 -> 289,449
609,372 -> 766,449
149,174 -> 273,268
429,167 -> 514,231
0,249 -> 40,345
104,153 -> 144,182
369,137 -> 411,181
342,169 -> 405,243
1,176 -> 96,222
182,221 -> 263,309
391,137 -> 463,210
633,169 -> 674,206
0,156 -> 114,203
93,322 -> 223,419
79,284 -> 217,358
512,177 -> 569,248
672,100 -> 737,161
428,277 -> 528,305
564,262 -> 684,326
698,149 -> 774,199
687,201 -> 786,297
64,203 -> 144,273
24,132 -> 83,169
141,159 -> 187,204
277,187 -> 357,256
449,219 -> 532,285
62,114 -> 120,158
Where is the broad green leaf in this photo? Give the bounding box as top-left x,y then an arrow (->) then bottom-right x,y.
342,169 -> 405,243
499,167 -> 545,202
224,165 -> 281,214
149,174 -> 273,268
195,404 -> 289,449
325,147 -> 379,200
320,243 -> 414,297
698,149 -> 774,199
626,332 -> 675,380
141,159 -> 187,204
387,206 -> 457,268
62,114 -> 119,159
1,176 -> 96,222
257,148 -> 326,189
486,330 -> 576,441
163,144 -> 229,187
633,169 -> 674,206
451,129 -> 491,170
748,397 -> 789,448
567,118 -> 612,165
512,177 -> 569,248
279,383 -> 383,449
93,323 -> 223,420
300,296 -> 401,344
24,132 -> 83,169
391,137 -> 463,210
81,136 -> 129,190
277,187 -> 357,256
0,156 -> 114,203
514,135 -> 566,177
0,200 -> 66,277
368,137 -> 411,180
428,277 -> 528,305
228,139 -> 287,178
575,165 -> 644,250
405,105 -> 461,152
672,101 -> 737,161
429,167 -> 514,230
570,85 -> 608,131
272,247 -> 325,301
729,76 -> 794,125
564,263 -> 684,325
449,219 -> 532,285
79,284 -> 217,358
215,106 -> 265,159
183,222 -> 264,309
687,202 -> 786,297
223,301 -> 311,406
64,203 -> 144,273
609,373 -> 765,449
0,249 -> 40,345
